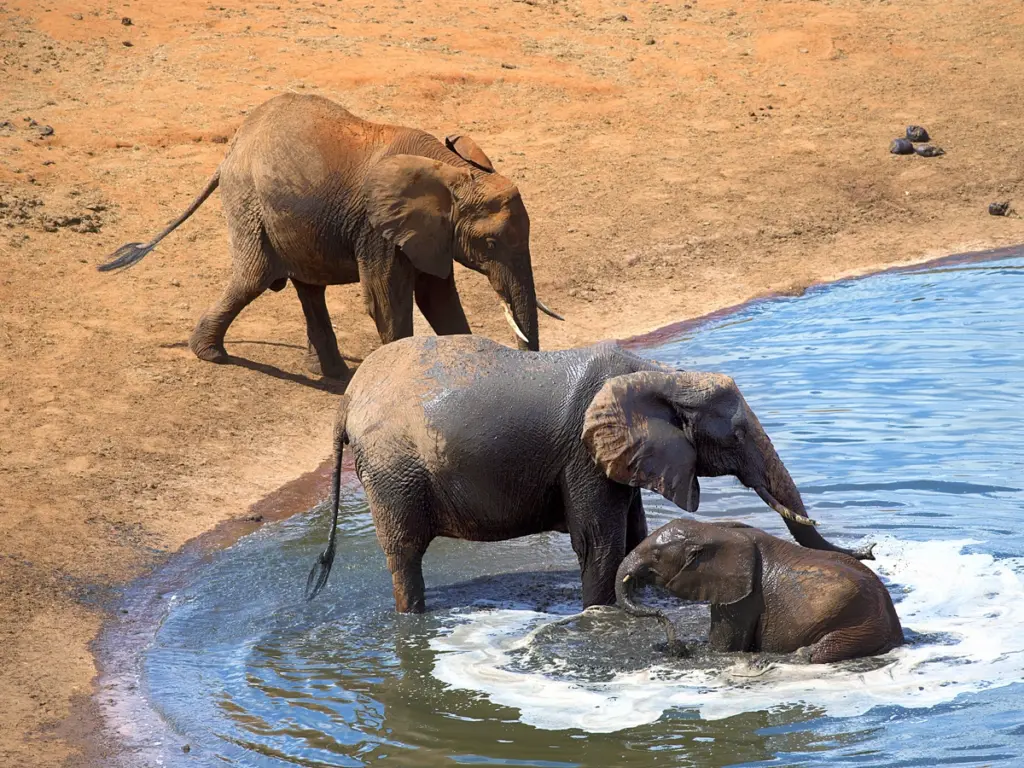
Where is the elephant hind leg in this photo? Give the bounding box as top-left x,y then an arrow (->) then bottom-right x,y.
364,469 -> 434,613
189,277 -> 267,363
385,549 -> 428,613
293,280 -> 348,379
801,623 -> 888,664
189,228 -> 279,363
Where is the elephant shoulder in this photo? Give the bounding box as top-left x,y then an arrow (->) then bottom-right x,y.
563,342 -> 646,400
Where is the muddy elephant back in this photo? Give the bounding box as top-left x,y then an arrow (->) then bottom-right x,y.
225,93 -> 368,191
233,93 -> 361,147
345,337 -> 489,419
345,338 -> 428,408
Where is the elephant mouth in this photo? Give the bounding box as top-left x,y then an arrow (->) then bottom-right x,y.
755,486 -> 817,526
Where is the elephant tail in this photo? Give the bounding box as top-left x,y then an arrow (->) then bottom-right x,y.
97,168 -> 221,272
305,395 -> 351,601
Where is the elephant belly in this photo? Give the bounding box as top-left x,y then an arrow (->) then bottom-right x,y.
286,254 -> 361,286
266,220 -> 362,286
431,483 -> 567,542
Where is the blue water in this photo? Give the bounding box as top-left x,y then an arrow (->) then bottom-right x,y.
142,252 -> 1024,767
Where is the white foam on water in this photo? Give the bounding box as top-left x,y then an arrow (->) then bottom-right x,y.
429,538 -> 1024,733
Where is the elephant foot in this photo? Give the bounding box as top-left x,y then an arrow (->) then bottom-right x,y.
305,352 -> 349,380
189,336 -> 230,364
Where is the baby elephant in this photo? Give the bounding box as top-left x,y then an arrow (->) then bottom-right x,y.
617,519 -> 903,664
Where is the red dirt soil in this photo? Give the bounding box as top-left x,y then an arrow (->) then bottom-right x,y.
1,0 -> 1022,763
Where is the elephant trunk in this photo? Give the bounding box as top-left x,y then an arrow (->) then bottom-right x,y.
615,549 -> 683,654
489,258 -> 539,351
756,433 -> 876,561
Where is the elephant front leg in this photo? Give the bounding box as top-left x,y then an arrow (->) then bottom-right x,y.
573,541 -> 624,607
360,248 -> 415,344
562,467 -> 634,607
414,271 -> 471,336
625,489 -> 648,553
293,280 -> 348,379
709,596 -> 762,652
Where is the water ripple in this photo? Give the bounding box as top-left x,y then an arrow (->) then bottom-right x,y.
143,251 -> 1024,767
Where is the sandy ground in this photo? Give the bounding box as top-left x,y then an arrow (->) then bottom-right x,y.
1,0 -> 1023,762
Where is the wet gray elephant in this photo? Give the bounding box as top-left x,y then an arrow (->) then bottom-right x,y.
99,93 -> 560,377
305,335 -> 873,612
617,519 -> 903,663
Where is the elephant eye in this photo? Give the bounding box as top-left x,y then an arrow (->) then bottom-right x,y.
486,238 -> 497,251
682,546 -> 704,569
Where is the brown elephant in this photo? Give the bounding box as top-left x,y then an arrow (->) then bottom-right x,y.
99,93 -> 560,377
304,335 -> 873,613
617,519 -> 903,664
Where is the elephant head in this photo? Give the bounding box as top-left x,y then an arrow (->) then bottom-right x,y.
363,149 -> 557,351
582,370 -> 874,560
615,519 -> 760,652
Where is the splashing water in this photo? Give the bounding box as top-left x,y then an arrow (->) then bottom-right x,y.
431,538 -> 1024,732
137,250 -> 1024,767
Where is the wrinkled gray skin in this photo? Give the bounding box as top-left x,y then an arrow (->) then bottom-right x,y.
617,519 -> 903,664
305,335 -> 873,612
99,93 -> 556,377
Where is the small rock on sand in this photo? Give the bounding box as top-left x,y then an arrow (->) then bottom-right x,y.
890,138 -> 914,155
906,125 -> 930,142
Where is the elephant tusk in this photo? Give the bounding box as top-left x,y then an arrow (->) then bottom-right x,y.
503,302 -> 529,344
537,298 -> 565,321
756,487 -> 818,526
622,574 -> 631,583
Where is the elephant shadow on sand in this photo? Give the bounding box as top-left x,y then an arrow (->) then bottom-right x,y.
158,338 -> 358,393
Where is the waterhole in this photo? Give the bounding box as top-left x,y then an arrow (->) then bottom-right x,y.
134,250 -> 1024,766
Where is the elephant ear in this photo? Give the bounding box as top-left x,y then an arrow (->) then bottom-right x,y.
364,155 -> 468,279
666,528 -> 758,605
582,372 -> 700,513
445,134 -> 495,173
